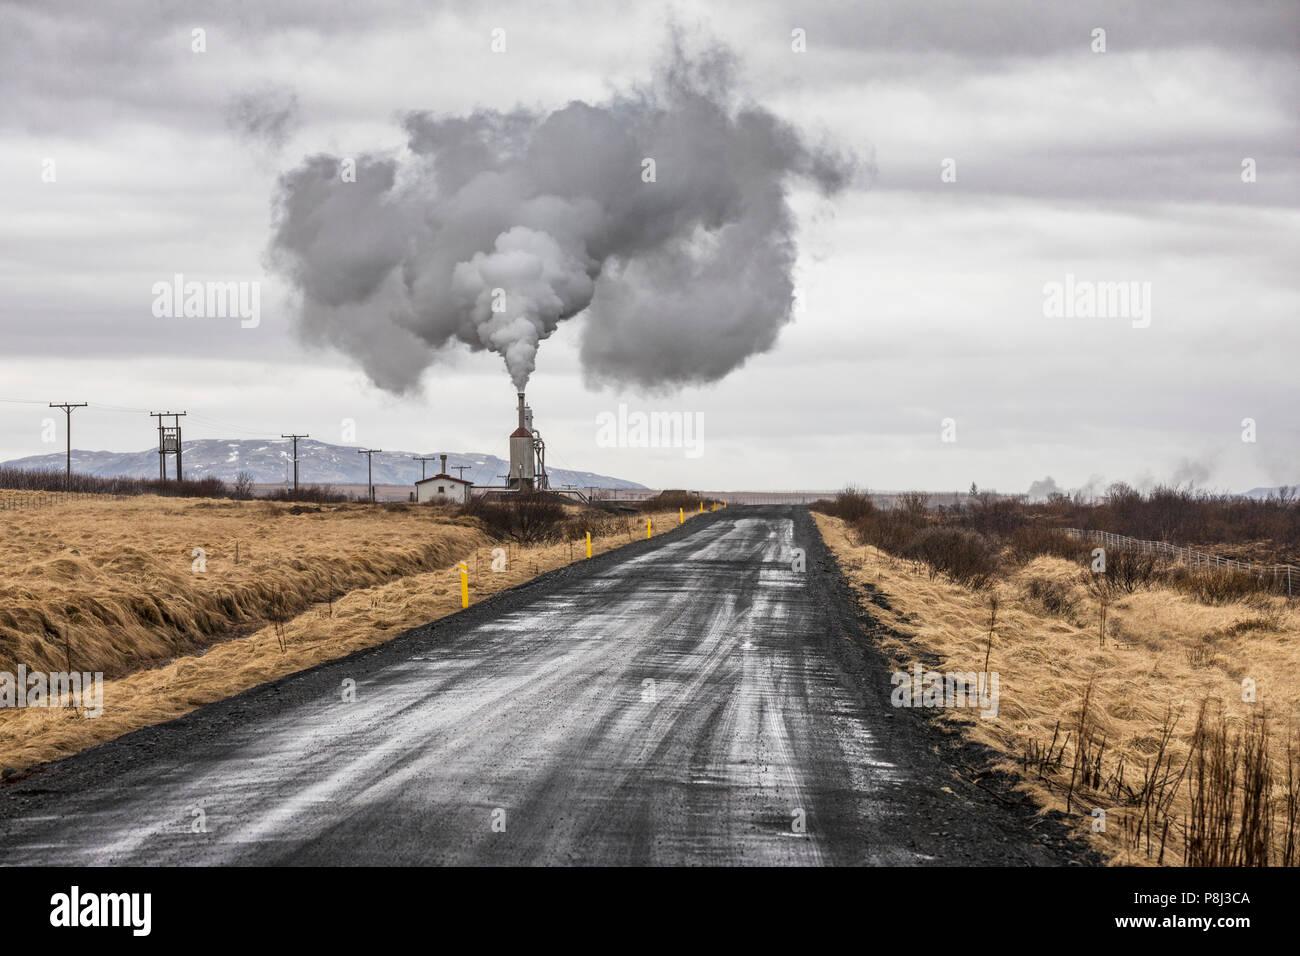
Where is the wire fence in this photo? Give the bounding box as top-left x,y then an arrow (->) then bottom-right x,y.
0,491 -> 124,511
1063,528 -> 1296,596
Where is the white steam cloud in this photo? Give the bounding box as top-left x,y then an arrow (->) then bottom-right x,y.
267,34 -> 856,393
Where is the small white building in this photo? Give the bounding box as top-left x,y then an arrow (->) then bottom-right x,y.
415,455 -> 473,504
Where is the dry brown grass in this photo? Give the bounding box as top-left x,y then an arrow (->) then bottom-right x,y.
814,513 -> 1300,866
0,494 -> 486,678
0,497 -> 696,772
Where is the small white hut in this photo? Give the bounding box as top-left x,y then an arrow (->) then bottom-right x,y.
415,455 -> 473,504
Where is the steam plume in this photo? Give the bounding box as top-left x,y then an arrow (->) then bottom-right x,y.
268,34 -> 855,393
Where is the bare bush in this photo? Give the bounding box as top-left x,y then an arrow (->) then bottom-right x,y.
1103,549 -> 1164,594
811,485 -> 875,523
1169,568 -> 1263,605
1008,524 -> 1084,563
461,494 -> 568,544
1024,576 -> 1078,616
905,526 -> 997,589
233,471 -> 256,500
264,483 -> 350,503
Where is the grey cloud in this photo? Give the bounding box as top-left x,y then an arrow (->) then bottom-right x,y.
226,87 -> 300,152
795,0 -> 1300,58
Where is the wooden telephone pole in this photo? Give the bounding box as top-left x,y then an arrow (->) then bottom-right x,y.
281,434 -> 308,492
358,449 -> 382,503
413,456 -> 438,480
48,402 -> 87,487
149,411 -> 186,480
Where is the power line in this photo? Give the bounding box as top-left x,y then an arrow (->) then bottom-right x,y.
188,413 -> 281,439
412,455 -> 438,480
88,401 -> 151,414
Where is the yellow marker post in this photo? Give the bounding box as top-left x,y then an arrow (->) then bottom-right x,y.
586,532 -> 592,558
712,501 -> 717,512
699,501 -> 704,514
458,561 -> 469,608
679,507 -> 684,524
646,518 -> 652,539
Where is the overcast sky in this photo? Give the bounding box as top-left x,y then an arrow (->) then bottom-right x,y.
1,0 -> 1296,492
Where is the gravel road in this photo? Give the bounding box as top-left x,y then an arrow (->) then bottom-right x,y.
0,507 -> 1096,865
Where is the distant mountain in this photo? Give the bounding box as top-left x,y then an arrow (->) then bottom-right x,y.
1242,485 -> 1299,500
1,439 -> 646,490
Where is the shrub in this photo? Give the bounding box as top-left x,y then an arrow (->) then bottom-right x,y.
811,485 -> 876,523
1102,548 -> 1164,594
1007,524 -> 1085,563
1024,576 -> 1078,616
1170,568 -> 1263,605
264,484 -> 350,503
560,511 -> 630,541
962,491 -> 1026,538
461,494 -> 568,543
905,526 -> 997,589
232,471 -> 256,500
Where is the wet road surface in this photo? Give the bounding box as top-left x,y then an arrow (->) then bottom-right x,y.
0,508 -> 1093,865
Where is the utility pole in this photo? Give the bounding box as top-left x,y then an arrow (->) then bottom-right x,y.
48,402 -> 87,487
149,411 -> 186,481
358,449 -> 382,503
451,464 -> 470,480
281,434 -> 308,493
413,455 -> 438,480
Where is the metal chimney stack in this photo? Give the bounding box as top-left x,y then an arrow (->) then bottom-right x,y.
508,391 -> 536,490
440,453 -> 447,474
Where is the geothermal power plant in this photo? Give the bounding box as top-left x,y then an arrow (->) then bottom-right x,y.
506,391 -> 548,491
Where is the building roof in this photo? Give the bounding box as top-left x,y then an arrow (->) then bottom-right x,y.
510,427 -> 532,438
415,474 -> 472,486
